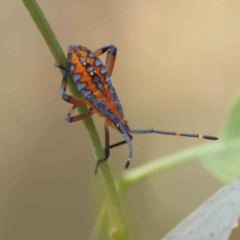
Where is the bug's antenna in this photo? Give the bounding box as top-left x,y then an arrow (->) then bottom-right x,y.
122,132 -> 133,169
129,129 -> 218,140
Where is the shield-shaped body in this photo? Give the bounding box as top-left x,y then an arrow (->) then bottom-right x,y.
68,45 -> 125,130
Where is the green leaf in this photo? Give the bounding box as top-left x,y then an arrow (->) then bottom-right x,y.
162,175 -> 240,240
202,92 -> 240,182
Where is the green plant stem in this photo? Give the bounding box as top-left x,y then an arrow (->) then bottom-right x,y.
22,1 -> 129,239
90,204 -> 108,240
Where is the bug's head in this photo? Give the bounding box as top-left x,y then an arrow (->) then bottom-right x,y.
115,120 -> 131,133
106,118 -> 130,133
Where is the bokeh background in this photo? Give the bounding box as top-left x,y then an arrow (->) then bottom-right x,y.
1,0 -> 240,239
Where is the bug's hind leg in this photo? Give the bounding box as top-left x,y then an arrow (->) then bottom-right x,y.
65,105 -> 94,123
94,45 -> 117,76
55,64 -> 94,122
54,64 -> 86,106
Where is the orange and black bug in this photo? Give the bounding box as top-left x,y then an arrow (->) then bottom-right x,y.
55,44 -> 218,174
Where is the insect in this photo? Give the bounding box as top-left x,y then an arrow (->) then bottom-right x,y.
55,44 -> 218,174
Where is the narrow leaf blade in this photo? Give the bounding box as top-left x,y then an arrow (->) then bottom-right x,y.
163,175 -> 240,240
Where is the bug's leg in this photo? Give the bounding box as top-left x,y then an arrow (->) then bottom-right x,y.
94,45 -> 117,76
95,123 -> 110,174
65,105 -> 94,123
95,130 -> 133,174
54,64 -> 86,106
109,133 -> 133,149
129,129 -> 218,140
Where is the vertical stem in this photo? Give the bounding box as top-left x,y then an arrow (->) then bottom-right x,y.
22,1 -> 129,239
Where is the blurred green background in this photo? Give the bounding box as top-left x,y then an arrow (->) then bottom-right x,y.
1,0 -> 240,239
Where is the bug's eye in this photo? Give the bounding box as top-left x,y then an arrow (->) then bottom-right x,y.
112,93 -> 117,100
98,103 -> 104,109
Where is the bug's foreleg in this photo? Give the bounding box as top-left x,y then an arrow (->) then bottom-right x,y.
54,64 -> 86,106
129,129 -> 218,140
65,105 -> 94,123
95,130 -> 133,174
94,45 -> 117,76
95,123 -> 110,174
